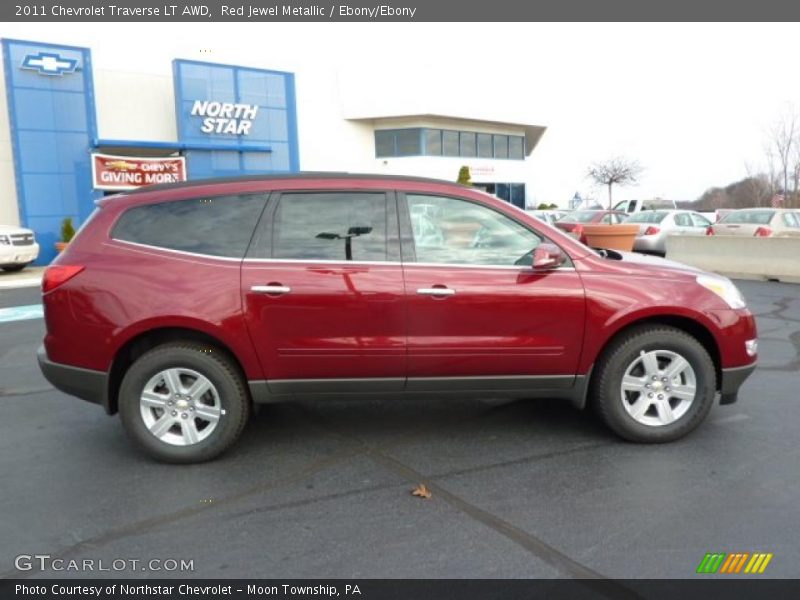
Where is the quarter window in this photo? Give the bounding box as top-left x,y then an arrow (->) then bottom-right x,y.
271,193 -> 388,262
407,194 -> 542,266
112,194 -> 267,258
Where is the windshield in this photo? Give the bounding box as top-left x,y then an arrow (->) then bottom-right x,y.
560,210 -> 601,223
625,211 -> 667,223
719,210 -> 775,225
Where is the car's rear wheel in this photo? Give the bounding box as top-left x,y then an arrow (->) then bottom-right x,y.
118,343 -> 249,463
593,326 -> 716,442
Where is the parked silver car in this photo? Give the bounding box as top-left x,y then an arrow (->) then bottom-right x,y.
626,210 -> 712,255
708,208 -> 800,238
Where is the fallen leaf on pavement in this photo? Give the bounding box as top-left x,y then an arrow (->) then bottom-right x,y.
411,483 -> 432,499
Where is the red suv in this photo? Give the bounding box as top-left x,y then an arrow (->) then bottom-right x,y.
38,175 -> 757,463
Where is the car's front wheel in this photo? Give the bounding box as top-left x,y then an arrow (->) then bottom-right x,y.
118,343 -> 249,463
593,326 -> 716,442
1,264 -> 29,272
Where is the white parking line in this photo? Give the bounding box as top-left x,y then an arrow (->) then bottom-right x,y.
0,304 -> 43,323
0,277 -> 42,289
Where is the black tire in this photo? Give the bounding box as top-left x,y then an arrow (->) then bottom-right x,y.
592,326 -> 716,443
1,264 -> 28,272
118,343 -> 249,463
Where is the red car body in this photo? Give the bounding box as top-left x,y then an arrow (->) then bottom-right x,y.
37,175 -> 757,459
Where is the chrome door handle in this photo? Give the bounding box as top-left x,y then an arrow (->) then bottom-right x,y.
417,287 -> 455,297
251,285 -> 291,295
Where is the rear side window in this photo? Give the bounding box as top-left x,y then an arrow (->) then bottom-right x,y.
271,192 -> 389,261
782,212 -> 800,228
112,194 -> 267,258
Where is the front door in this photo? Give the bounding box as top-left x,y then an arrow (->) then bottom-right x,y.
400,193 -> 586,390
241,191 -> 406,392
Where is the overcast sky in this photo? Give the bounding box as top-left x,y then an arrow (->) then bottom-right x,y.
3,22 -> 798,204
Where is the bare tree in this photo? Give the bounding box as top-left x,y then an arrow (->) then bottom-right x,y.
587,157 -> 643,209
743,163 -> 773,207
768,105 -> 798,205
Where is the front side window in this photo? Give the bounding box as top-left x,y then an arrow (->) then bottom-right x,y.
271,192 -> 388,262
407,194 -> 542,266
112,194 -> 267,258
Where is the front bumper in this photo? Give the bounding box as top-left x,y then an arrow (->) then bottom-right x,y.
0,242 -> 40,266
38,345 -> 110,412
719,362 -> 757,405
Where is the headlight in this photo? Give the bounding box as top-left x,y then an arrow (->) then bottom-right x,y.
0,235 -> 9,245
696,275 -> 747,309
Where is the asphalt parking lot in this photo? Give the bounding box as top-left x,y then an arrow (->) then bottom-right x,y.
0,279 -> 798,580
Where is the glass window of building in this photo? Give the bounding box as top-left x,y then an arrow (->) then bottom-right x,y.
494,135 -> 508,159
375,131 -> 394,157
442,130 -> 459,156
477,133 -> 493,158
508,136 -> 524,160
459,132 -> 476,157
425,129 -> 442,155
395,129 -> 421,156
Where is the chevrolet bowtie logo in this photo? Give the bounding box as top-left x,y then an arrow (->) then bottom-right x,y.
21,52 -> 78,76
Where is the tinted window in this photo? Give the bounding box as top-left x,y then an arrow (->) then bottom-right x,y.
477,133 -> 493,158
459,132 -> 477,157
375,131 -> 394,157
493,135 -> 508,159
112,194 -> 266,258
508,136 -> 524,159
271,193 -> 388,262
395,129 -> 421,156
442,131 -> 459,156
407,194 -> 542,266
425,129 -> 442,155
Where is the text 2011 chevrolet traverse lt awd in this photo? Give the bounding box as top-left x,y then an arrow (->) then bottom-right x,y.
38,175 -> 757,463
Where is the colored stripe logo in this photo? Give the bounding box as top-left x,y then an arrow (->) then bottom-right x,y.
697,552 -> 773,574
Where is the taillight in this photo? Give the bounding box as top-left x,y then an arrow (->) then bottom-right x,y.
705,226 -> 714,236
42,265 -> 84,293
754,227 -> 772,237
643,226 -> 660,236
573,224 -> 584,235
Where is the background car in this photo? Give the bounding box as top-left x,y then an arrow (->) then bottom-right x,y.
525,209 -> 566,226
613,198 -> 678,214
706,208 -> 800,237
0,225 -> 39,272
554,209 -> 627,244
626,210 -> 712,255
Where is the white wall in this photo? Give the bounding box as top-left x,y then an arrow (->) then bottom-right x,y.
94,70 -> 177,141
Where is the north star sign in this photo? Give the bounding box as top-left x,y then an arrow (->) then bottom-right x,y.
190,100 -> 259,135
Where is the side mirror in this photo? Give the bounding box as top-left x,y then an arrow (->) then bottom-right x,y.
532,243 -> 567,270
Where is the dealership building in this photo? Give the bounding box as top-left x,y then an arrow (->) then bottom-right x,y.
0,37 -> 546,264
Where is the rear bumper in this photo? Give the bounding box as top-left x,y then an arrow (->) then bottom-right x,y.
719,362 -> 757,405
37,345 -> 110,412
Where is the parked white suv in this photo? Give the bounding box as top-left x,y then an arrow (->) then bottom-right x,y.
0,225 -> 39,272
613,198 -> 677,214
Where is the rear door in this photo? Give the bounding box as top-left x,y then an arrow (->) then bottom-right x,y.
241,190 -> 406,391
399,192 -> 586,390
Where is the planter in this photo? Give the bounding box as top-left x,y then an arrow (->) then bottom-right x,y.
582,224 -> 639,252
55,242 -> 69,253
